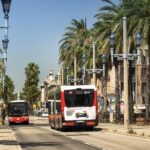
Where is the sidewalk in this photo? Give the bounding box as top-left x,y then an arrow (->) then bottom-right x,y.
0,123 -> 22,150
99,123 -> 150,138
32,116 -> 150,138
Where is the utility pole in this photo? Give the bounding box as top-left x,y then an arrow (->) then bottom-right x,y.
93,42 -> 96,85
82,64 -> 85,85
123,17 -> 129,129
61,67 -> 64,85
74,56 -> 77,85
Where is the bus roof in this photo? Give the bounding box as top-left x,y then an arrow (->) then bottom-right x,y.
61,85 -> 97,91
9,100 -> 28,103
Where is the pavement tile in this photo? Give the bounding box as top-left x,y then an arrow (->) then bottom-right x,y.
0,125 -> 22,150
99,123 -> 150,138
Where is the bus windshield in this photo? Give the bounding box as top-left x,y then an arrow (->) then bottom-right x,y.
8,103 -> 28,117
64,89 -> 94,107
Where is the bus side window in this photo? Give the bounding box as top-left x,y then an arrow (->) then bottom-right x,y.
51,101 -> 53,115
47,102 -> 51,114
47,101 -> 53,115
53,101 -> 56,115
56,101 -> 61,114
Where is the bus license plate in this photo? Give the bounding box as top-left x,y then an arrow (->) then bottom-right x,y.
76,120 -> 84,123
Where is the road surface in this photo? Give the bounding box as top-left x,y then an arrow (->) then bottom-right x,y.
11,124 -> 102,150
10,116 -> 150,150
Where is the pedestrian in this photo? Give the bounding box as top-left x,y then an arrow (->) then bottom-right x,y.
1,103 -> 6,125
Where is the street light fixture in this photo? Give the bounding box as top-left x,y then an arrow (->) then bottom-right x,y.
109,32 -> 142,62
100,54 -> 106,77
1,0 -> 11,16
82,54 -> 87,64
135,33 -> 142,62
109,33 -> 115,63
109,33 -> 115,46
135,32 -> 142,46
2,38 -> 9,50
66,66 -> 70,85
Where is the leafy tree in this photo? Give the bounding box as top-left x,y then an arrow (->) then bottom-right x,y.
0,74 -> 15,103
22,62 -> 40,108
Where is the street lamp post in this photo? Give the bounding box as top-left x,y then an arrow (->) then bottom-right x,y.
82,54 -> 87,85
74,56 -> 77,85
61,67 -> 64,85
82,52 -> 107,112
1,0 -> 11,103
109,17 -> 142,129
66,65 -> 83,85
123,17 -> 129,129
93,42 -> 96,85
83,42 -> 106,86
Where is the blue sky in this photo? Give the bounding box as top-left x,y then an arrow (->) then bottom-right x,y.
0,0 -> 109,92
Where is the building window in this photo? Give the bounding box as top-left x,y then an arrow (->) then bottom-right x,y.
141,68 -> 147,77
142,97 -> 146,104
141,56 -> 146,65
141,83 -> 147,94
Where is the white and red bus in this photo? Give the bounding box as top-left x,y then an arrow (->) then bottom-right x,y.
47,85 -> 99,130
8,100 -> 29,125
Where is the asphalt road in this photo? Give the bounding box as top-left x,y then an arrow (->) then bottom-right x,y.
11,124 -> 103,150
10,117 -> 150,150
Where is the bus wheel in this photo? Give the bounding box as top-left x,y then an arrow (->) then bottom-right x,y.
61,126 -> 67,132
61,126 -> 71,132
25,121 -> 29,125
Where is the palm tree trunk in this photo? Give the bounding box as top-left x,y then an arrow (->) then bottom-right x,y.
128,60 -> 134,124
115,62 -> 120,123
146,58 -> 150,123
145,28 -> 150,124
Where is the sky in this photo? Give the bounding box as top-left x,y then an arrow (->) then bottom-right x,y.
0,0 -> 110,92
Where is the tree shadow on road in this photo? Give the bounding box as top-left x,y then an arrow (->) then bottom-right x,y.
32,123 -> 49,126
20,141 -> 65,148
0,140 -> 19,145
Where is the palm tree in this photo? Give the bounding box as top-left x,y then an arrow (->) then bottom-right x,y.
93,0 -> 150,123
3,75 -> 15,103
59,18 -> 91,84
0,48 -> 5,100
